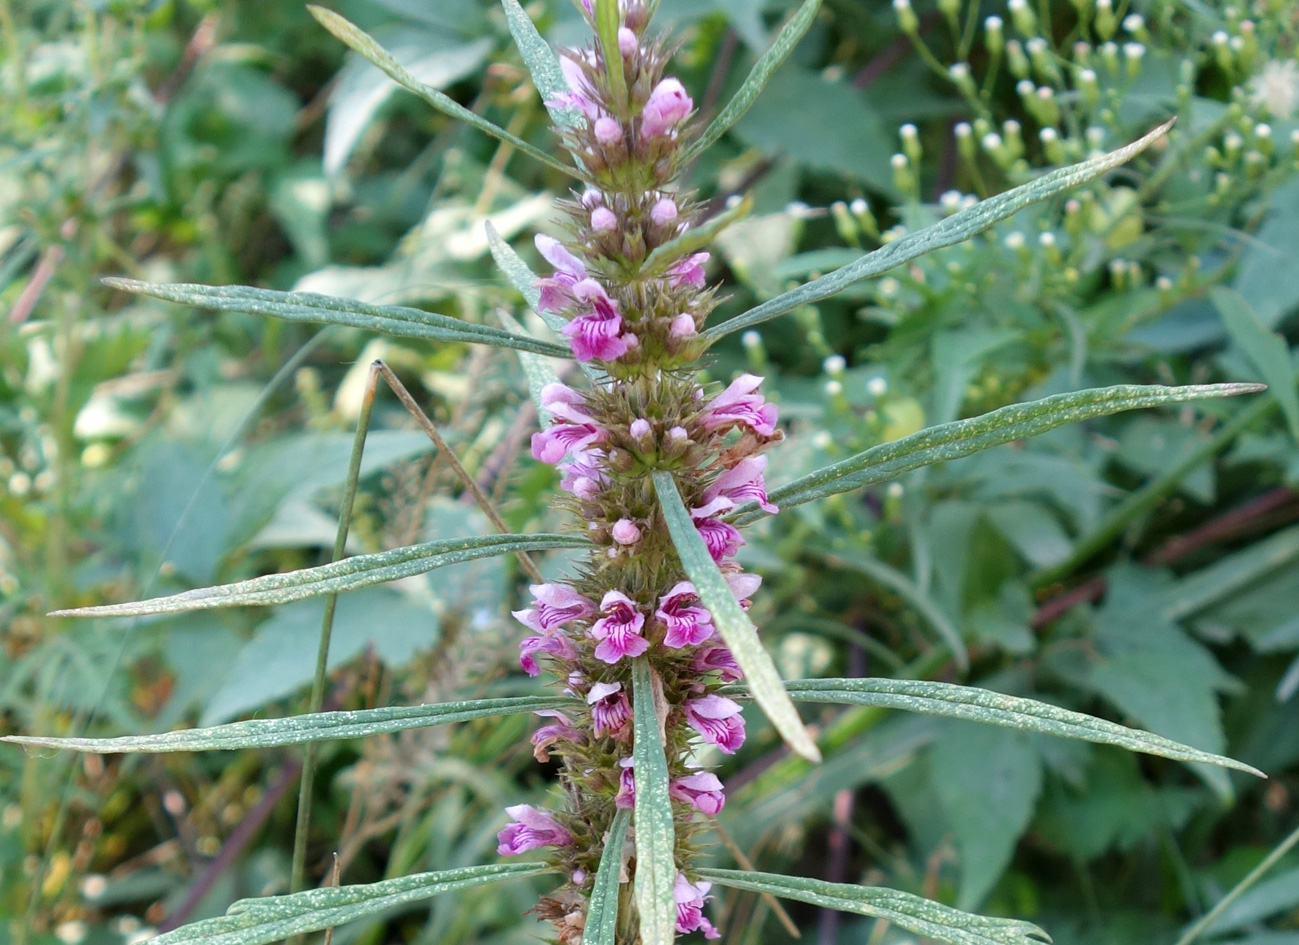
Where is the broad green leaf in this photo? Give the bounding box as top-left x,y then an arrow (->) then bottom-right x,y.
307,7 -> 586,182
680,0 -> 822,164
2,695 -> 570,753
1213,287 -> 1299,443
818,549 -> 967,670
640,194 -> 752,277
697,869 -> 1051,945
1235,178 -> 1299,329
652,470 -> 821,763
631,657 -> 677,945
499,0 -> 582,131
583,807 -> 631,945
731,383 -> 1264,524
931,724 -> 1042,910
704,121 -> 1173,340
51,533 -> 587,618
147,862 -> 544,945
734,677 -> 1262,775
105,278 -> 570,358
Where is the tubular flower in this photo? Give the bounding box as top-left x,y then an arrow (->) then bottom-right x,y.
675,874 -> 722,940
590,591 -> 650,663
587,681 -> 632,737
498,805 -> 574,856
684,695 -> 747,754
669,771 -> 726,815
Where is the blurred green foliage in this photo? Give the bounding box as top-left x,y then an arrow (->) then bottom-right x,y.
1,0 -> 1297,943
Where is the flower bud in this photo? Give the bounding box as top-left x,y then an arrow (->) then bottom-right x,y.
651,197 -> 678,226
617,27 -> 637,58
611,519 -> 641,545
1007,0 -> 1036,35
1006,40 -> 1030,79
594,116 -> 622,146
984,16 -> 1004,56
1095,0 -> 1116,39
893,0 -> 918,34
591,207 -> 617,232
899,123 -> 921,165
670,313 -> 697,337
641,78 -> 692,138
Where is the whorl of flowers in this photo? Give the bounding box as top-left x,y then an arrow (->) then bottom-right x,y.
497,2 -> 781,939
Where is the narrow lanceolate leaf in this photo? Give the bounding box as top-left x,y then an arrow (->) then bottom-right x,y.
595,0 -> 628,111
2,696 -> 572,753
728,678 -> 1264,777
147,863 -> 544,945
307,6 -> 587,182
631,658 -> 677,945
640,194 -> 752,277
704,121 -> 1173,340
652,470 -> 821,763
105,278 -> 571,358
583,806 -> 631,945
52,534 -> 588,618
698,869 -> 1050,945
499,311 -> 562,421
681,0 -> 823,165
731,383 -> 1265,524
499,0 -> 582,132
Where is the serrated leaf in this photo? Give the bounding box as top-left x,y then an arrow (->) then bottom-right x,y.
499,0 -> 582,131
931,724 -> 1042,910
640,194 -> 752,276
697,869 -> 1051,945
146,863 -> 544,945
1213,287 -> 1299,443
681,0 -> 822,164
818,548 -> 967,670
307,6 -> 586,182
724,677 -> 1263,775
652,470 -> 819,762
731,383 -> 1264,524
631,657 -> 677,945
583,807 -> 630,945
704,121 -> 1173,340
2,695 -> 570,753
105,278 -> 570,358
51,533 -> 587,618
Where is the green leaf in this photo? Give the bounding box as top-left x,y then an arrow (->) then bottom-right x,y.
1213,287 -> 1299,443
583,807 -> 630,945
51,533 -> 588,618
307,7 -> 586,182
817,549 -> 967,670
595,0 -> 628,110
697,869 -> 1051,945
2,695 -> 570,753
652,470 -> 821,763
931,724 -> 1042,910
732,383 -> 1264,524
105,278 -> 571,358
1235,178 -> 1299,329
146,863 -> 544,945
680,0 -> 822,164
704,121 -> 1173,340
499,0 -> 582,132
498,311 -> 562,421
640,194 -> 752,277
726,677 -> 1263,775
631,657 -> 677,945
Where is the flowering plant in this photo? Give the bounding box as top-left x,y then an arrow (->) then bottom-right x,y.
6,0 -> 1268,943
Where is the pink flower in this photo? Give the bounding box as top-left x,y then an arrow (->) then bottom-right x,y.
550,54 -> 601,121
531,384 -> 606,465
656,581 -> 715,648
670,313 -> 696,338
691,645 -> 742,682
558,450 -> 607,497
534,234 -> 587,313
629,418 -> 652,440
700,374 -> 778,436
675,874 -> 721,939
669,252 -> 709,288
518,630 -> 577,677
651,197 -> 678,225
587,681 -> 631,737
617,26 -> 637,57
591,207 -> 618,231
532,710 -> 581,761
642,78 -> 693,138
562,292 -> 631,362
691,515 -> 744,561
612,518 -> 641,545
670,771 -> 726,815
594,116 -> 622,146
726,572 -> 762,604
684,695 -> 746,754
694,456 -> 779,517
498,805 -> 573,855
615,757 -> 635,808
590,590 -> 649,663
513,583 -> 596,633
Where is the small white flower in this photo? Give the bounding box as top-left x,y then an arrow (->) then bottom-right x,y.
1251,59 -> 1299,119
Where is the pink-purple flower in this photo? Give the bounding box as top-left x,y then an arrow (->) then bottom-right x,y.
642,78 -> 693,138
700,374 -> 779,437
590,590 -> 650,663
588,680 -> 631,737
684,695 -> 746,753
532,384 -> 606,465
670,771 -> 726,815
656,581 -> 715,648
691,645 -> 742,682
691,514 -> 745,562
498,805 -> 574,856
534,234 -> 587,313
694,455 -> 779,516
562,291 -> 632,362
615,757 -> 636,809
531,710 -> 581,761
513,582 -> 596,633
675,874 -> 721,939
669,252 -> 709,288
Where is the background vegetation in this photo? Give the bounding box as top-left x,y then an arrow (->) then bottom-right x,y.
2,0 -> 1297,943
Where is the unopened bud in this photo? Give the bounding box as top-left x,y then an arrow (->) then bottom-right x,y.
949,62 -> 977,98
618,27 -> 637,57
1123,13 -> 1148,41
1123,42 -> 1145,78
893,0 -> 918,33
651,197 -> 678,225
1007,0 -> 1036,35
1003,119 -> 1024,158
629,419 -> 652,440
591,207 -> 617,232
900,123 -> 921,164
955,122 -> 976,162
1100,41 -> 1120,74
1038,231 -> 1062,264
594,116 -> 622,146
612,519 -> 642,545
891,153 -> 915,196
1095,0 -> 1116,39
867,376 -> 888,397
823,354 -> 846,377
1006,40 -> 1031,79
1040,126 -> 1065,164
985,16 -> 1004,55
1077,67 -> 1099,108
669,313 -> 696,337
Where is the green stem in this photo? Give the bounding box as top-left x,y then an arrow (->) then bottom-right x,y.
289,362 -> 381,896
1029,397 -> 1275,589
